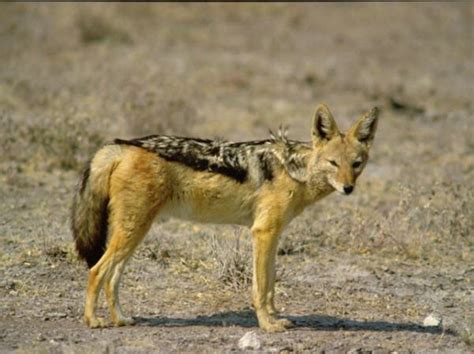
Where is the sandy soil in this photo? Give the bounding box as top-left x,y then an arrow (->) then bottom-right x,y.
0,3 -> 473,353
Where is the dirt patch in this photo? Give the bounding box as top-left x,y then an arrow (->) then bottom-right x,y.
0,3 -> 473,352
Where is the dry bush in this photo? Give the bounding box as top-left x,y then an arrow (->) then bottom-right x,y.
278,218 -> 314,256
123,92 -> 200,138
77,12 -> 132,44
208,230 -> 252,291
0,111 -> 104,172
43,244 -> 77,265
316,181 -> 473,261
139,243 -> 171,267
377,181 -> 472,260
459,320 -> 474,346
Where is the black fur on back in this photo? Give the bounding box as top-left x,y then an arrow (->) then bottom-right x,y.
114,135 -> 276,183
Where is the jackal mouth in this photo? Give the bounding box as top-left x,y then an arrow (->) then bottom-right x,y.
328,180 -> 353,195
336,186 -> 354,195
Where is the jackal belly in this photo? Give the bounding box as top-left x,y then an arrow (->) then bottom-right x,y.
158,166 -> 258,226
158,188 -> 256,226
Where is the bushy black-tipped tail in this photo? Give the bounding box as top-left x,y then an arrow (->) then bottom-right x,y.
71,146 -> 119,268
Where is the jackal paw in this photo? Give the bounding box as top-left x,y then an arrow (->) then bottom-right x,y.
273,317 -> 294,329
85,316 -> 107,328
260,320 -> 288,333
113,316 -> 136,327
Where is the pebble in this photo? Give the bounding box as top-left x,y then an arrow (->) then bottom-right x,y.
238,331 -> 261,350
423,314 -> 442,327
43,312 -> 67,321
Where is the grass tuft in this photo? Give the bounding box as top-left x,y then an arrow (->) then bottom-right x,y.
209,230 -> 252,291
77,13 -> 132,44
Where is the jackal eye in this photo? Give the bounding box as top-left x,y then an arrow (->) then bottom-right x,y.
328,159 -> 339,167
352,161 -> 362,168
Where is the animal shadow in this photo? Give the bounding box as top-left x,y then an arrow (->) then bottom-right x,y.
134,309 -> 454,335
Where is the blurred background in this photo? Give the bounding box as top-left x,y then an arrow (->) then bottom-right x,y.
0,3 -> 472,351
1,3 -> 472,170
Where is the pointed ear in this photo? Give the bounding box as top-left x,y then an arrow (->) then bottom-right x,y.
312,103 -> 340,146
348,107 -> 379,147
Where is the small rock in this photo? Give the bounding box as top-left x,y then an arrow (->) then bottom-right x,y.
423,314 -> 442,327
4,281 -> 16,290
43,312 -> 67,321
238,331 -> 261,350
54,334 -> 65,341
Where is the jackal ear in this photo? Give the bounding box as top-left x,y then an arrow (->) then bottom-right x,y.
311,104 -> 340,146
348,107 -> 379,147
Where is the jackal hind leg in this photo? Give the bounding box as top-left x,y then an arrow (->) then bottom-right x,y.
84,248 -> 138,328
85,201 -> 157,328
102,207 -> 156,327
84,247 -> 115,328
104,258 -> 135,326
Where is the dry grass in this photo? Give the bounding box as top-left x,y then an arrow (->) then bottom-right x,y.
208,230 -> 252,291
77,12 -> 132,44
123,95 -> 200,137
0,112 -> 104,172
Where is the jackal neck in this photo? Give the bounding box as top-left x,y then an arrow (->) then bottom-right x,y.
303,153 -> 336,204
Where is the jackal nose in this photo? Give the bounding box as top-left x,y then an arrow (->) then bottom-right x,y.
343,185 -> 354,195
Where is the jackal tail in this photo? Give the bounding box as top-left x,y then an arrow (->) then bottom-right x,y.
71,145 -> 121,268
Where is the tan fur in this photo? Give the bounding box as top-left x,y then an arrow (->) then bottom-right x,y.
73,103 -> 379,332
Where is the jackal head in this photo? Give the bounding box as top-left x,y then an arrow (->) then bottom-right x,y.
308,104 -> 379,195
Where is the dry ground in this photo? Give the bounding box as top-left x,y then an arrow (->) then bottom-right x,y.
0,3 -> 473,353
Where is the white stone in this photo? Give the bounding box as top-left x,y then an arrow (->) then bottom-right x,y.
238,331 -> 261,350
423,314 -> 442,327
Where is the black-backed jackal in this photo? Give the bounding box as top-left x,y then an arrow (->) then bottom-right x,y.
71,103 -> 379,332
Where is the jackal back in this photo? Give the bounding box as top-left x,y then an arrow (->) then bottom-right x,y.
114,132 -> 312,186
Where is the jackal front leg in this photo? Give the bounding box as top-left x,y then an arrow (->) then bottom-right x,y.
266,265 -> 293,329
251,225 -> 293,332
